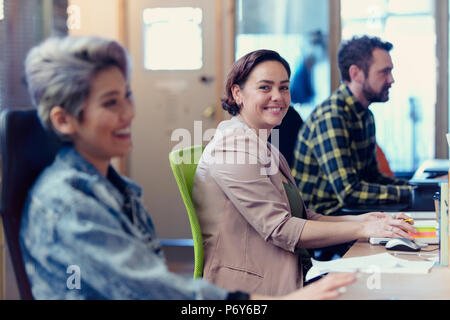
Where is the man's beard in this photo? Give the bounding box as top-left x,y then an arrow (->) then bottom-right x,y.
362,81 -> 390,103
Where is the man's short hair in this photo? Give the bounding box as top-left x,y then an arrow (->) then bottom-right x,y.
338,35 -> 393,82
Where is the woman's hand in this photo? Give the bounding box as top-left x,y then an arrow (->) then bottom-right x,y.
358,211 -> 412,222
281,273 -> 357,300
392,212 -> 415,224
358,211 -> 391,221
360,213 -> 417,240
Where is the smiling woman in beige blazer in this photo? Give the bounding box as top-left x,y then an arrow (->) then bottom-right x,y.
193,49 -> 416,297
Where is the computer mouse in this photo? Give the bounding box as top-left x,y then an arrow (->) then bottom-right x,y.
385,238 -> 421,252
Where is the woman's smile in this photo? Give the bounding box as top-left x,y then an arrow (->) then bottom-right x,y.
232,60 -> 291,133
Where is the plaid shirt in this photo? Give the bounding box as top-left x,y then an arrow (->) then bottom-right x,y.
292,84 -> 412,215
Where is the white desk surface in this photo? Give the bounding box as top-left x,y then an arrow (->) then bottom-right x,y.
337,240 -> 449,300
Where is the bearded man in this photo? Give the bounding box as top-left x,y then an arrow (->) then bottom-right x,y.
292,36 -> 414,217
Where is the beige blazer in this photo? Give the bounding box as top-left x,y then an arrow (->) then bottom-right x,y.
193,116 -> 321,296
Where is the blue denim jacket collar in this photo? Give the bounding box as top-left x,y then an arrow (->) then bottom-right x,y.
58,145 -> 142,199
56,145 -> 156,239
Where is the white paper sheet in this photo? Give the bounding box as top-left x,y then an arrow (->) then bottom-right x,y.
305,253 -> 435,282
405,211 -> 438,220
374,211 -> 436,220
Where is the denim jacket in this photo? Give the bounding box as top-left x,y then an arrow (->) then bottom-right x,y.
20,146 -> 228,300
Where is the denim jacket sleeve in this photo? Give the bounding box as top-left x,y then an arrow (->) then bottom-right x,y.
20,156 -> 228,300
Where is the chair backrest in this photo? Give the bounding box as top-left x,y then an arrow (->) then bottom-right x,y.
270,106 -> 304,168
168,145 -> 204,278
376,143 -> 394,177
0,109 -> 62,299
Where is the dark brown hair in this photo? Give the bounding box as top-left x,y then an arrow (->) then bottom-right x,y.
221,49 -> 291,115
338,35 -> 393,82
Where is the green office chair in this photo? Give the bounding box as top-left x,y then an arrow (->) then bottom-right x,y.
169,145 -> 205,279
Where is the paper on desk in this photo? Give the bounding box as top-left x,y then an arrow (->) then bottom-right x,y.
405,211 -> 438,220
378,211 -> 436,220
305,253 -> 435,282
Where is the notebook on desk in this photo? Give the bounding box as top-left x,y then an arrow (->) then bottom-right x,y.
423,171 -> 448,179
305,253 -> 435,282
424,168 -> 448,174
411,220 -> 439,244
406,211 -> 438,220
423,163 -> 449,174
369,211 -> 436,219
420,159 -> 449,172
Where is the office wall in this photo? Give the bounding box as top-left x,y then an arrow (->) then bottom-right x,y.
68,0 -> 124,43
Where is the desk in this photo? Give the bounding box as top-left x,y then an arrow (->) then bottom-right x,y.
338,241 -> 450,299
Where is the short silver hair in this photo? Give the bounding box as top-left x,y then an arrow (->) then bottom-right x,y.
24,36 -> 131,140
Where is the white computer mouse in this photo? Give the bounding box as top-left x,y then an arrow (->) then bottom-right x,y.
385,238 -> 421,252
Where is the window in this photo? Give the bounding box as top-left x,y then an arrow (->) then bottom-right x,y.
341,0 -> 436,173
143,7 -> 203,70
235,0 -> 330,120
0,0 -> 4,21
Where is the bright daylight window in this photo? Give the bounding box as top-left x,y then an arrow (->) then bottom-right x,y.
143,7 -> 203,70
341,0 -> 435,173
0,0 -> 4,21
234,0 -> 331,121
